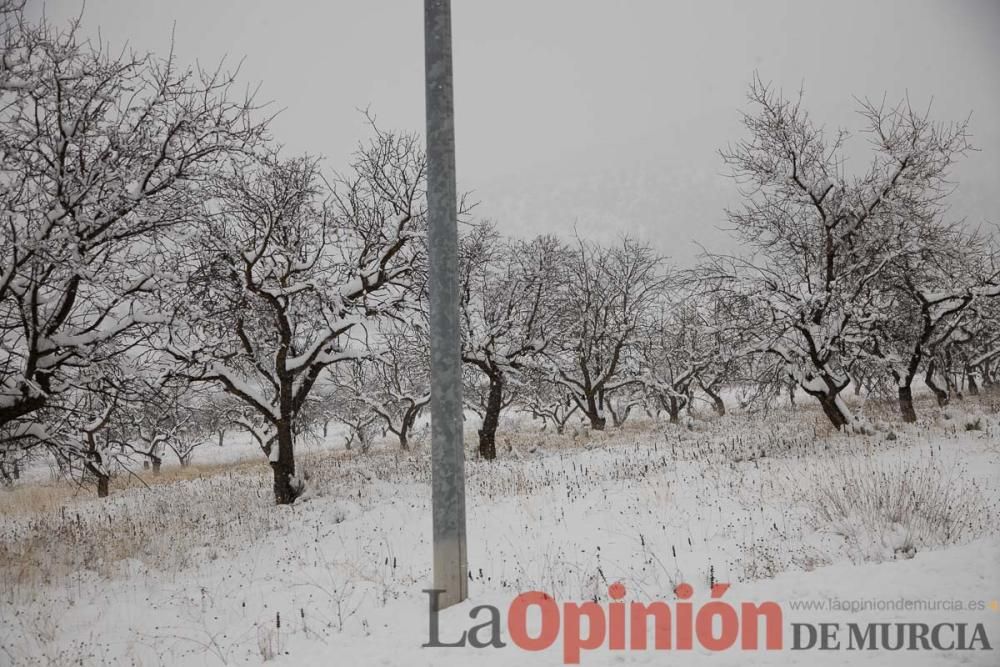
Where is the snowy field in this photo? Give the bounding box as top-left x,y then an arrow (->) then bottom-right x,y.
3,2 -> 999,666
2,394 -> 999,666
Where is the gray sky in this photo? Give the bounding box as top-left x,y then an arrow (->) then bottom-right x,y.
31,0 -> 1000,263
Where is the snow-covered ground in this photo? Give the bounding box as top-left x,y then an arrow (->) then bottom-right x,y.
1,400 -> 999,666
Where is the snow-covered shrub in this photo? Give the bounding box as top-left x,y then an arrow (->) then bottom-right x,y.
964,415 -> 984,431
845,419 -> 898,441
957,409 -> 989,432
941,408 -> 992,433
808,455 -> 987,563
327,499 -> 361,524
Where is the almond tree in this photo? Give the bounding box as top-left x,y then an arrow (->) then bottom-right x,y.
0,4 -> 264,445
112,383 -> 177,475
164,134 -> 424,504
200,392 -> 243,448
636,300 -> 699,424
162,414 -> 208,467
605,384 -> 647,427
871,226 -> 998,420
717,77 -> 972,429
545,236 -> 668,430
68,390 -> 118,497
328,360 -> 384,452
689,289 -> 751,417
110,379 -> 211,471
351,320 -> 430,450
45,363 -> 142,497
633,291 -> 745,424
459,226 -> 566,458
964,267 -> 1000,389
516,368 -> 580,435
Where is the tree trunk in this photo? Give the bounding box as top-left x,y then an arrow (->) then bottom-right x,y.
816,393 -> 850,429
399,408 -> 418,451
217,429 -> 225,447
967,371 -> 980,397
478,375 -> 503,460
703,385 -> 726,416
96,473 -> 110,498
666,396 -> 681,424
802,375 -> 852,430
897,384 -> 917,423
584,393 -> 606,430
945,372 -> 961,401
925,362 -> 949,407
398,414 -> 411,451
610,403 -> 632,428
152,456 -> 162,475
271,420 -> 298,504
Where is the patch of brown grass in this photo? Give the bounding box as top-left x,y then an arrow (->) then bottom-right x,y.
0,458 -> 272,519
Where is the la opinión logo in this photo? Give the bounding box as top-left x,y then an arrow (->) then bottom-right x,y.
422,582 -> 995,663
423,582 -> 782,664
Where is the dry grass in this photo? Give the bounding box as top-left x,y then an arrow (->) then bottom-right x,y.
0,458 -> 271,519
807,451 -> 994,562
0,443 -> 419,600
1,387 -> 997,606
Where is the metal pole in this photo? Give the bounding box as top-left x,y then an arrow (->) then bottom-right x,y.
423,0 -> 467,610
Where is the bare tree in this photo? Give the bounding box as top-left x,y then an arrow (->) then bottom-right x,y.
459,226 -> 566,458
0,5 -> 265,439
328,360 -> 384,452
545,236 -> 668,430
163,133 -> 424,504
351,320 -> 430,450
868,226 -> 998,420
162,414 -> 207,467
715,76 -> 972,429
964,279 -> 1000,390
516,368 -> 580,435
636,300 -> 699,424
48,367 -> 140,497
198,393 -> 244,448
606,384 -> 647,428
112,383 -> 175,475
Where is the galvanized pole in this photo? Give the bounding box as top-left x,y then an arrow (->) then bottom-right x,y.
423,0 -> 468,610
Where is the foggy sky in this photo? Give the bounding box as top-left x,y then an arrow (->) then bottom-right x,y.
28,0 -> 1000,263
